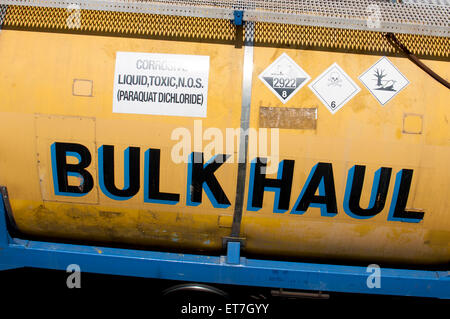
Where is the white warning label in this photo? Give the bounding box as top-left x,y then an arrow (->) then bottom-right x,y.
259,53 -> 311,104
308,63 -> 360,114
359,57 -> 409,106
113,51 -> 209,117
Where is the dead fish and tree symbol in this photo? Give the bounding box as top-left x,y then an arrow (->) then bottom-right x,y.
373,68 -> 397,91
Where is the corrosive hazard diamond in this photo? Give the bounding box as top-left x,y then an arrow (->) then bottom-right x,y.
259,53 -> 311,104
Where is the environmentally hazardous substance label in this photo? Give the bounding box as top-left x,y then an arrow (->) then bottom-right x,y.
113,51 -> 209,117
259,53 -> 311,104
359,57 -> 409,106
308,63 -> 360,114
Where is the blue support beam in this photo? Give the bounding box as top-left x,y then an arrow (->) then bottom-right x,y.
0,192 -> 448,299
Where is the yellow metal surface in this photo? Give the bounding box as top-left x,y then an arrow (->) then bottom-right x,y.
0,10 -> 449,265
0,29 -> 242,252
242,46 -> 450,265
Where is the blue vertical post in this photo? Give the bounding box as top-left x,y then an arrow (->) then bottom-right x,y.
226,241 -> 241,265
0,189 -> 19,271
0,192 -> 11,249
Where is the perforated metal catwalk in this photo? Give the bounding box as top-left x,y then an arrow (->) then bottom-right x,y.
0,2 -> 448,59
0,0 -> 448,36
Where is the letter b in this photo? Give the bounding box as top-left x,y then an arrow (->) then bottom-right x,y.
51,142 -> 94,196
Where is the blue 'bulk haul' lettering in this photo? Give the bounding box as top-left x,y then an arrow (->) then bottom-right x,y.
50,142 -> 424,223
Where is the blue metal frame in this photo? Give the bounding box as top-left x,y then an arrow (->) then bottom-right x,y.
0,197 -> 448,298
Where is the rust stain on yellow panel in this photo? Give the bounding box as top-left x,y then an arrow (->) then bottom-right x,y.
424,231 -> 450,247
218,215 -> 233,228
259,107 -> 317,129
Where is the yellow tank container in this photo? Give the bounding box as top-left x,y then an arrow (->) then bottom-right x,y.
0,6 -> 449,266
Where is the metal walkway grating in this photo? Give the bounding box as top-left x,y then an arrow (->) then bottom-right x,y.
1,4 -> 448,59
0,0 -> 448,37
